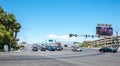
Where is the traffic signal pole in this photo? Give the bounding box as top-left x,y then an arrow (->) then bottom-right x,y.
69,34 -> 101,48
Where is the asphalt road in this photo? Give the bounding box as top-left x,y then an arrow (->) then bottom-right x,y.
0,45 -> 120,66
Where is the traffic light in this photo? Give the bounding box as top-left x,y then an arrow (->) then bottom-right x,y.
85,35 -> 87,38
92,35 -> 94,38
69,34 -> 73,37
98,35 -> 100,38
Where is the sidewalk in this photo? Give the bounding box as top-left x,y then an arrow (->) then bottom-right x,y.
0,50 -> 21,54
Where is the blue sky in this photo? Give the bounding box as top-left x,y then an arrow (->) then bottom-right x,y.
0,0 -> 120,43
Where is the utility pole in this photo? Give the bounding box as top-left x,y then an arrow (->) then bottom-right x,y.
116,31 -> 119,47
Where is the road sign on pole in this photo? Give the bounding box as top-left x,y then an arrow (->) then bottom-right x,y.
49,39 -> 53,42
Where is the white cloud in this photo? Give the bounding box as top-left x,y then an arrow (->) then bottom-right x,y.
47,34 -> 77,41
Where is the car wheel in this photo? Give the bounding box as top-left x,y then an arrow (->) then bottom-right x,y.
100,50 -> 105,53
112,51 -> 117,53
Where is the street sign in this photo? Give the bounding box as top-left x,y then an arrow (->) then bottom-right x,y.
49,39 -> 53,42
4,45 -> 8,52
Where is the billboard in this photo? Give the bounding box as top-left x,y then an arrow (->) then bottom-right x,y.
96,26 -> 113,36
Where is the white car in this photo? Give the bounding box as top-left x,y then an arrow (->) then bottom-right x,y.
72,46 -> 82,52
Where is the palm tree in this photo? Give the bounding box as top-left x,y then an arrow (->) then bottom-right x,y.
5,14 -> 16,31
0,12 -> 6,24
0,24 -> 11,49
0,7 -> 4,13
0,6 -> 21,50
14,22 -> 21,38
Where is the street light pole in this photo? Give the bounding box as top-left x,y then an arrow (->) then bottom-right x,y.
114,26 -> 120,47
116,31 -> 119,46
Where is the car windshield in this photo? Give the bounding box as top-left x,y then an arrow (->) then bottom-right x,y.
73,47 -> 80,49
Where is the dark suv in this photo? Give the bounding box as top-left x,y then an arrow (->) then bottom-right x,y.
32,47 -> 38,51
99,46 -> 117,53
